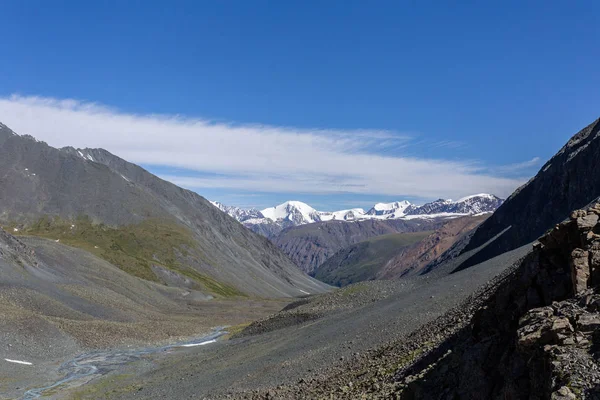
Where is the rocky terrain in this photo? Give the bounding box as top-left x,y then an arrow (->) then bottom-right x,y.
217,203 -> 600,400
0,122 -> 329,298
457,117 -> 600,269
377,214 -> 488,279
395,203 -> 600,399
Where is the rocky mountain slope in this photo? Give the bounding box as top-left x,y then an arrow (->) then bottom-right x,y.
0,122 -> 329,298
271,218 -> 445,274
392,203 -> 600,399
215,205 -> 600,400
456,118 -> 600,269
213,195 -> 503,238
312,215 -> 487,286
311,231 -> 432,286
377,214 -> 488,279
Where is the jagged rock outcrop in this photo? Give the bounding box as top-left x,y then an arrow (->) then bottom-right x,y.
399,203 -> 600,399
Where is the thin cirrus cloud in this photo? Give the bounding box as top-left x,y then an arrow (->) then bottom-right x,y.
0,94 -> 530,199
490,157 -> 542,174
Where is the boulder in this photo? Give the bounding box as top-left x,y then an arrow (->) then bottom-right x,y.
576,213 -> 599,231
552,386 -> 577,400
570,249 -> 590,294
589,202 -> 600,215
576,313 -> 600,332
551,317 -> 574,336
590,249 -> 600,285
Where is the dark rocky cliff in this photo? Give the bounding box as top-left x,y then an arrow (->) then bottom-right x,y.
401,203 -> 600,399
459,118 -> 600,268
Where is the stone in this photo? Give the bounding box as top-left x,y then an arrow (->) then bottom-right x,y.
577,213 -> 599,231
590,203 -> 600,215
562,337 -> 576,345
519,307 -> 554,327
570,249 -> 590,294
551,317 -> 574,335
577,313 -> 600,332
579,294 -> 594,307
571,210 -> 587,220
590,249 -> 600,285
586,231 -> 600,241
552,386 -> 577,399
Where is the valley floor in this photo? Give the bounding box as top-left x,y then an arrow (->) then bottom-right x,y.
49,243 -> 530,399
0,237 -> 290,400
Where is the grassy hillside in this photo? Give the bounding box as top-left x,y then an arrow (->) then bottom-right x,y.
312,231 -> 431,286
0,124 -> 331,298
10,216 -> 244,297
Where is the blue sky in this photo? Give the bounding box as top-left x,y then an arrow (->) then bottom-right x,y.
0,1 -> 598,210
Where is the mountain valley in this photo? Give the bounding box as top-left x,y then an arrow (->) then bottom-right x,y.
213,194 -> 503,276
2,4 -> 597,400
1,117 -> 599,400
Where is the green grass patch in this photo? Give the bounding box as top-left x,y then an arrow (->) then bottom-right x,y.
16,215 -> 243,297
314,231 -> 432,287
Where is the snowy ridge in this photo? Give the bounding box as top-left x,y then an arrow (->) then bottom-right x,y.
211,194 -> 504,233
210,201 -> 266,222
261,201 -> 321,225
319,208 -> 366,222
366,200 -> 412,217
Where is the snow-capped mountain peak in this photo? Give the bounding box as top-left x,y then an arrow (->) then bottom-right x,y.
456,193 -> 498,203
210,201 -> 265,221
211,194 -> 503,237
319,208 -> 366,222
404,194 -> 503,216
366,200 -> 412,217
261,201 -> 321,225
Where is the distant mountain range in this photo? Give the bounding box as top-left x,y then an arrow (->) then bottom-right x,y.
211,194 -> 503,237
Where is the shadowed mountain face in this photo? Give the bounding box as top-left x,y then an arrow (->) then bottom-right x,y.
456,118 -> 600,268
0,122 -> 330,298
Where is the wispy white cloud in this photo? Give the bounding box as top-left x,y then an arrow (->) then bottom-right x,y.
0,94 -> 526,199
491,157 -> 542,174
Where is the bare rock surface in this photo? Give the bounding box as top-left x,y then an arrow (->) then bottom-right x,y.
454,118 -> 600,270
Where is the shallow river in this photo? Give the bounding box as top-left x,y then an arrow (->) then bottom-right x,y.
21,328 -> 226,399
